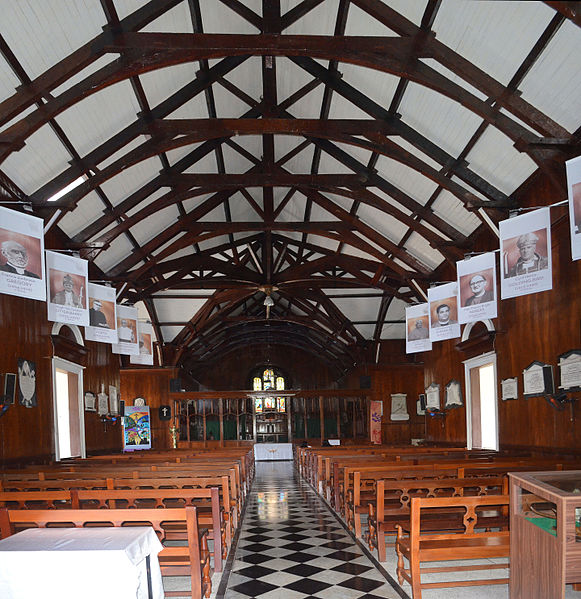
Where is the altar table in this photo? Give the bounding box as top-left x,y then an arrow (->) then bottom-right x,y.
254,442 -> 293,461
0,526 -> 164,599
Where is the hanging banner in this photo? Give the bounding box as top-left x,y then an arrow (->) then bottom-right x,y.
428,282 -> 461,342
369,401 -> 382,444
112,304 -> 139,355
457,252 -> 497,324
130,321 -> 154,366
405,303 -> 432,354
85,283 -> 118,344
566,155 -> 581,261
500,207 -> 552,299
46,251 -> 88,326
0,207 -> 45,301
123,406 -> 151,451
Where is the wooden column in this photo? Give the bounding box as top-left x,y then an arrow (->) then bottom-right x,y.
303,398 -> 308,441
219,398 -> 224,447
319,395 -> 325,444
336,397 -> 341,438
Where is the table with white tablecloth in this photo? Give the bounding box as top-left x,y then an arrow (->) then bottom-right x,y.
254,442 -> 293,461
0,526 -> 164,599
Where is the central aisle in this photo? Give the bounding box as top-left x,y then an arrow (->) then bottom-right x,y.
220,461 -> 402,599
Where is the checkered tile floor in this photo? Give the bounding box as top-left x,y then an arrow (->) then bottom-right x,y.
221,461 -> 402,599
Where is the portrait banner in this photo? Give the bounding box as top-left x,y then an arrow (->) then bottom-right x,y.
130,321 -> 154,366
566,155 -> 581,260
428,282 -> 461,342
405,303 -> 432,354
369,400 -> 382,444
457,252 -> 497,324
0,207 -> 45,301
84,283 -> 117,344
46,251 -> 89,326
112,304 -> 139,355
500,207 -> 552,299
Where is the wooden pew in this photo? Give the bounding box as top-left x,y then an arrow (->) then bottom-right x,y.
0,506 -> 211,599
367,475 -> 507,561
395,495 -> 510,599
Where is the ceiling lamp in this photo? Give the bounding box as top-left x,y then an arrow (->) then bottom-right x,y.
263,287 -> 275,318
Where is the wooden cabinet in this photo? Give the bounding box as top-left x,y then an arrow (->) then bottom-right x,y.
255,411 -> 290,443
509,470 -> 581,599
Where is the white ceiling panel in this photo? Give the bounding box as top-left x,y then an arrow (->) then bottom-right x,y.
219,57 -> 262,104
55,80 -> 140,157
1,125 -> 73,194
404,232 -> 445,270
380,322 -> 406,340
399,82 -> 483,158
354,324 -> 376,339
142,2 -> 193,34
125,187 -> 170,219
154,298 -> 208,323
139,63 -> 198,108
130,205 -> 180,245
284,0 -> 339,35
151,232 -> 187,257
465,126 -> 538,195
93,233 -> 135,272
431,190 -> 481,237
158,247 -> 193,264
200,0 -> 261,33
1,0 -> 106,79
332,295 -> 382,325
519,20 -> 581,134
58,191 -> 106,238
160,326 -> 184,343
357,204 -> 408,245
153,289 -> 213,297
374,156 -> 439,205
0,55 -> 21,103
433,0 -> 554,86
336,62 -> 401,110
99,156 -> 162,206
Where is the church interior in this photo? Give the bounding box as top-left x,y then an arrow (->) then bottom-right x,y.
0,2 -> 581,598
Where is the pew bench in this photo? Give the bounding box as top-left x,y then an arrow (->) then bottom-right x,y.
0,506 -> 211,599
395,495 -> 510,599
367,475 -> 507,561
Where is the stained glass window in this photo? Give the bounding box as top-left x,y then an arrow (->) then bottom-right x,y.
264,397 -> 275,410
277,397 -> 286,412
255,397 -> 263,413
276,377 -> 285,390
253,377 -> 261,391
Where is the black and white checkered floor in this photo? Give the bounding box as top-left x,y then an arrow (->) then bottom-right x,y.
218,461 -> 403,599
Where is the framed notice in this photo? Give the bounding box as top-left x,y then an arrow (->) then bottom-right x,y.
425,383 -> 440,411
444,380 -> 463,409
523,361 -> 554,398
109,386 -> 119,415
0,207 -> 46,301
84,391 -> 96,412
501,378 -> 518,401
566,155 -> 581,260
390,393 -> 409,421
558,350 -> 581,392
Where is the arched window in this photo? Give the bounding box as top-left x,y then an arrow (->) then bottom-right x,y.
250,366 -> 288,413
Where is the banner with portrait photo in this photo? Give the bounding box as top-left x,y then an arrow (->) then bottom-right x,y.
566,155 -> 581,261
84,283 -> 117,344
46,251 -> 89,326
111,304 -> 139,355
428,282 -> 461,342
0,207 -> 45,301
130,321 -> 154,366
500,207 -> 552,299
405,303 -> 432,354
457,252 -> 497,324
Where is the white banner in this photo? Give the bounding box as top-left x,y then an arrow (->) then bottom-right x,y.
46,251 -> 88,326
0,207 -> 45,301
457,252 -> 497,324
500,207 -> 552,299
112,304 -> 139,355
566,155 -> 581,261
130,321 -> 154,366
84,283 -> 118,344
405,303 -> 432,354
428,282 -> 461,342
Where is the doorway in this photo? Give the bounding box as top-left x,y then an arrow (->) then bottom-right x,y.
52,357 -> 86,460
464,352 -> 498,450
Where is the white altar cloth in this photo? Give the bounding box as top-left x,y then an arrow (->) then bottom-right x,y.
0,526 -> 164,599
254,442 -> 293,461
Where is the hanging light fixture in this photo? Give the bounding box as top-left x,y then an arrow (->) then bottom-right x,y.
263,288 -> 274,318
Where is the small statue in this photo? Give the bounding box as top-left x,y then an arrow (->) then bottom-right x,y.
169,423 -> 179,449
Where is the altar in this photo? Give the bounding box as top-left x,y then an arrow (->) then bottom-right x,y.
254,442 -> 293,461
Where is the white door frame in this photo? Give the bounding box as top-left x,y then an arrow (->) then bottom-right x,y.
51,356 -> 86,461
463,351 -> 498,451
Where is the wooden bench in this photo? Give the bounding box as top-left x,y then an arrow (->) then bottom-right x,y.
395,495 -> 510,599
0,506 -> 211,599
367,475 -> 507,561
